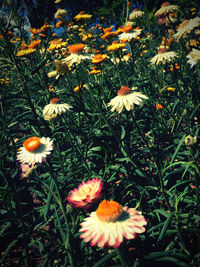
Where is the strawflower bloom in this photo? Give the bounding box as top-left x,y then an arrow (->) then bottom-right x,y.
129,8 -> 144,20
43,98 -> 71,118
108,86 -> 148,114
20,163 -> 36,178
63,43 -> 93,66
173,17 -> 200,40
107,42 -> 126,52
17,137 -> 53,164
74,84 -> 87,92
101,31 -> 118,40
92,54 -> 107,64
67,178 -> 103,209
48,38 -> 67,50
118,27 -> 142,42
150,48 -> 178,65
79,199 -> 147,248
156,103 -> 163,110
74,12 -> 92,21
155,2 -> 179,17
54,8 -> 68,19
89,66 -> 101,74
186,48 -> 200,67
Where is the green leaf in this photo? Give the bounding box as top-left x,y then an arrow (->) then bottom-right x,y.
158,212 -> 174,241
93,252 -> 116,267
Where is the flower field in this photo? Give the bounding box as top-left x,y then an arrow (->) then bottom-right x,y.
0,0 -> 200,266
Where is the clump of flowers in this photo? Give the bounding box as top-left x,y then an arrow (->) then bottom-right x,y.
108,86 -> 148,113
79,199 -> 147,248
67,178 -> 103,209
17,137 -> 53,164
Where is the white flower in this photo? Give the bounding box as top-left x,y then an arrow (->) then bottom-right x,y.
173,17 -> 200,40
108,86 -> 148,114
150,48 -> 178,65
155,3 -> 179,17
54,8 -> 67,19
17,137 -> 53,164
186,48 -> 200,67
79,200 -> 147,248
129,9 -> 144,20
119,28 -> 142,42
63,53 -> 93,67
43,98 -> 71,118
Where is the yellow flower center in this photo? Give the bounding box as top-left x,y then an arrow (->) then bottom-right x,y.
96,200 -> 123,222
118,86 -> 131,96
23,137 -> 41,152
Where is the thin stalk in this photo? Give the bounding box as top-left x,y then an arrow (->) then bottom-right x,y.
116,246 -> 130,267
46,160 -> 74,267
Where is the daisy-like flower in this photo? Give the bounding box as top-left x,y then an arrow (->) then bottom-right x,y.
107,42 -> 126,52
108,86 -> 148,114
186,48 -> 200,67
74,12 -> 92,21
43,98 -> 71,118
17,137 -> 53,164
16,47 -> 36,57
129,8 -> 144,20
89,66 -> 101,74
150,48 -> 178,65
63,43 -> 93,66
92,54 -> 107,64
67,178 -> 103,209
48,39 -> 67,51
173,17 -> 200,40
54,8 -> 67,19
118,26 -> 142,42
79,199 -> 147,248
47,59 -> 70,79
155,2 -> 179,17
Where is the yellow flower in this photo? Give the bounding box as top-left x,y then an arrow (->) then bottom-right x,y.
92,54 -> 107,64
74,12 -> 92,21
54,8 -> 67,19
48,39 -> 67,50
107,42 -> 126,52
166,87 -> 176,92
89,67 -> 101,74
16,48 -> 36,57
74,84 -> 87,92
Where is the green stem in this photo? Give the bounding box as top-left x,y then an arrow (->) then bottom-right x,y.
116,246 -> 130,267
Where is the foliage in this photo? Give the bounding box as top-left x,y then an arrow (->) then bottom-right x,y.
0,0 -> 200,266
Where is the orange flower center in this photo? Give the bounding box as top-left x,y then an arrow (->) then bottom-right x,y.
158,48 -> 168,54
50,98 -> 60,104
68,43 -> 85,53
96,200 -> 123,222
133,8 -> 139,12
23,137 -> 41,152
161,2 -> 171,7
178,20 -> 189,29
122,25 -> 133,33
118,86 -> 131,96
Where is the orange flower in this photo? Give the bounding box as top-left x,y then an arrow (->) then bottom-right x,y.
28,39 -> 41,49
92,54 -> 107,64
101,31 -> 117,40
121,25 -> 133,33
89,66 -> 101,74
156,103 -> 163,110
16,48 -> 36,57
68,43 -> 85,53
56,20 -> 65,28
103,26 -> 114,33
48,39 -> 67,50
74,84 -> 87,92
107,42 -> 126,52
170,63 -> 180,71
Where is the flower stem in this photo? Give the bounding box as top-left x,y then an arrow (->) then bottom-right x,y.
116,246 -> 130,266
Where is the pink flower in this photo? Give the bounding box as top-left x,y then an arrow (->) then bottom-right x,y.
20,163 -> 35,178
67,178 -> 103,209
79,200 -> 147,248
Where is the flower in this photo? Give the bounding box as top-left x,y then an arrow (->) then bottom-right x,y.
129,8 -> 144,20
185,135 -> 197,146
48,39 -> 67,50
74,12 -> 92,21
156,103 -> 163,110
92,54 -> 107,64
67,178 -> 103,209
89,66 -> 101,74
173,17 -> 200,40
186,48 -> 200,67
150,48 -> 178,65
74,84 -> 87,92
106,42 -> 126,52
63,43 -> 93,66
118,27 -> 142,42
16,47 -> 36,57
108,86 -> 148,114
166,87 -> 176,92
43,98 -> 71,118
101,31 -> 118,40
79,199 -> 147,248
20,163 -> 36,178
17,137 -> 53,164
54,8 -> 67,19
155,2 -> 179,17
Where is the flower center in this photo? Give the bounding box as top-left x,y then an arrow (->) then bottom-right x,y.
178,19 -> 189,29
133,8 -> 139,12
50,98 -> 60,104
161,2 -> 171,7
122,25 -> 133,33
23,137 -> 41,152
96,200 -> 123,222
158,48 -> 168,54
118,86 -> 131,96
68,43 -> 85,53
